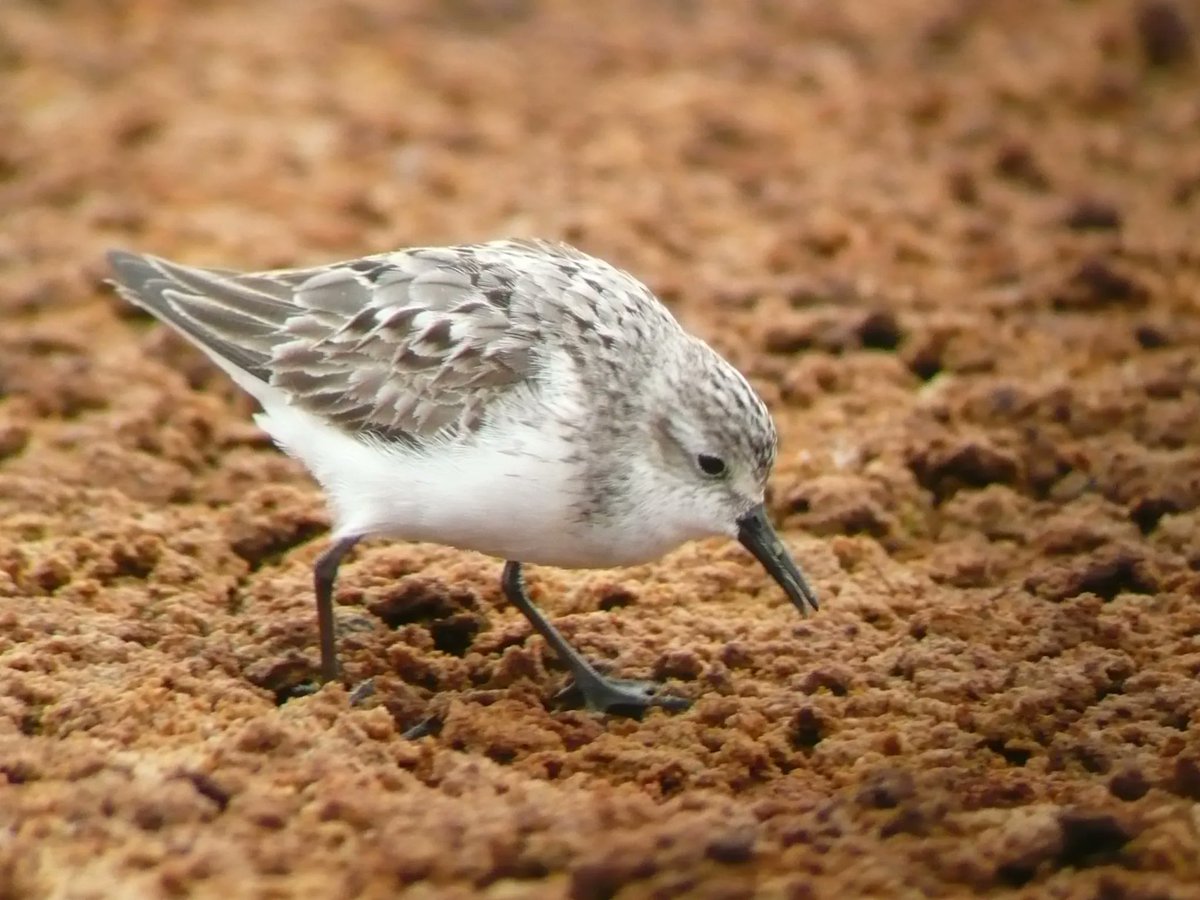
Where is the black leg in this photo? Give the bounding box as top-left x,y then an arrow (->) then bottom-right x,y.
314,535 -> 361,683
500,561 -> 690,716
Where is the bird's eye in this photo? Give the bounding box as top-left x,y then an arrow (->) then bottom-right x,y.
697,454 -> 727,477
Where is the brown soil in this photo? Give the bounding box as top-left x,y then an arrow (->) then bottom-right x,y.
3,1 -> 1200,897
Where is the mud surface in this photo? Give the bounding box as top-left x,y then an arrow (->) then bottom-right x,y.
3,1 -> 1200,897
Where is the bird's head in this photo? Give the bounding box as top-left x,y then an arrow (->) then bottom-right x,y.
633,338 -> 819,615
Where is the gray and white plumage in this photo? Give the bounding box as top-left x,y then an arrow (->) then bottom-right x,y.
109,239 -> 818,695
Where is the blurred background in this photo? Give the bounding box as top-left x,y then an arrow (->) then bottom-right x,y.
2,1 -> 1200,896
4,0 -> 1192,305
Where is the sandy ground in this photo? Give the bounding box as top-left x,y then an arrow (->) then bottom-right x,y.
3,0 -> 1200,897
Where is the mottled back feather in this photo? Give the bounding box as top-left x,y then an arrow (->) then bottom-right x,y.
108,240 -> 674,444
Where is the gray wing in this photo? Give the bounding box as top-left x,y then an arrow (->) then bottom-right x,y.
107,242 -> 575,441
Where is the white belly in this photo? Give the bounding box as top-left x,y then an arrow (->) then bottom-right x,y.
252,394 -> 631,568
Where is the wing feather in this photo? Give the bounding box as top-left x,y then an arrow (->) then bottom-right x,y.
110,239 -> 675,444
108,243 -> 576,443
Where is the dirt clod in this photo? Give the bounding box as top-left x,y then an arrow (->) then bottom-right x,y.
1136,1 -> 1194,68
3,1 -> 1199,896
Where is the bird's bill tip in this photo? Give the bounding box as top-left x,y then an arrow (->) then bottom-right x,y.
736,504 -> 819,616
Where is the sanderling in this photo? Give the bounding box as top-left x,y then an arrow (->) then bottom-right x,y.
108,239 -> 819,714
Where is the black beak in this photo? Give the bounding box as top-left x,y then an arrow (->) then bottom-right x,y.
736,504 -> 819,616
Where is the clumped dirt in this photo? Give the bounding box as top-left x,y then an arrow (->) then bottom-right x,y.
2,1 -> 1200,897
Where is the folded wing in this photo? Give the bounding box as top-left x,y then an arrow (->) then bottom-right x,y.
108,244 -> 549,443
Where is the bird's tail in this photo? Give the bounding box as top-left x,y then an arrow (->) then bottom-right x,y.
107,250 -> 296,384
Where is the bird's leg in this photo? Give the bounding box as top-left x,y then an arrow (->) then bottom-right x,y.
313,535 -> 362,684
501,561 -> 690,716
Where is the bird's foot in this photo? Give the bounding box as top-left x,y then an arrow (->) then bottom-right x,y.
347,677 -> 376,706
283,680 -> 321,701
276,673 -> 375,707
556,672 -> 691,717
401,715 -> 442,740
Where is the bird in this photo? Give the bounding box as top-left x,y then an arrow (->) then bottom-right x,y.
108,239 -> 819,715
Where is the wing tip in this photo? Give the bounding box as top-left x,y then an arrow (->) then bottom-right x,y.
105,248 -> 281,385
106,249 -> 161,300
